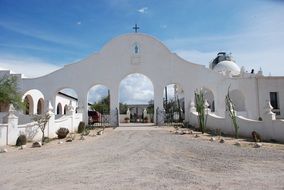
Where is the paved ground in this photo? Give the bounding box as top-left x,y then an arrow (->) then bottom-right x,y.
0,126 -> 284,190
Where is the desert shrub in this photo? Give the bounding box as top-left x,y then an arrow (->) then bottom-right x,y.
78,122 -> 85,133
56,128 -> 69,139
16,134 -> 27,146
252,131 -> 261,142
82,128 -> 90,136
43,137 -> 50,143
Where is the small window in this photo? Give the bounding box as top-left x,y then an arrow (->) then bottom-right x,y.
132,42 -> 140,55
270,92 -> 279,109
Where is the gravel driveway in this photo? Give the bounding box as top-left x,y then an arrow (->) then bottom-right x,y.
0,126 -> 284,190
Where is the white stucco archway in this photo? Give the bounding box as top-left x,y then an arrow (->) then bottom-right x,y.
21,33 -> 228,124
118,73 -> 154,123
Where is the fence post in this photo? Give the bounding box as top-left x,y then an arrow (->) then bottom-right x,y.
47,101 -> 55,138
3,104 -> 18,145
66,101 -> 75,132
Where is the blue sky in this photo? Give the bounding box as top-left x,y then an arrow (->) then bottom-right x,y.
0,0 -> 284,103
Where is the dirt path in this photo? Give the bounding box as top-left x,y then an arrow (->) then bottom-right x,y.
0,126 -> 284,190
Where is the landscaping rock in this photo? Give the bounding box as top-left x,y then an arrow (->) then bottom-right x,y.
66,138 -> 73,142
58,140 -> 64,144
219,139 -> 225,143
234,141 -> 241,147
194,134 -> 199,138
97,130 -> 104,135
209,137 -> 216,142
32,141 -> 42,148
254,143 -> 262,148
0,148 -> 8,153
19,145 -> 26,150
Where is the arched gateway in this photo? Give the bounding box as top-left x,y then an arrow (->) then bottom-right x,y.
21,33 -> 231,125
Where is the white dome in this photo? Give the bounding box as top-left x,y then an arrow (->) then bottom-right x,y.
213,60 -> 240,75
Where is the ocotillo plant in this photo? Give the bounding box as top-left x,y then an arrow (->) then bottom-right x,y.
33,113 -> 51,144
194,89 -> 207,134
225,87 -> 239,138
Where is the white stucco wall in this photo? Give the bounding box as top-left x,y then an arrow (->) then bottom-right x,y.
1,32 -> 283,125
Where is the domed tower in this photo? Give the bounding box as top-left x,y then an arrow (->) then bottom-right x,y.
209,52 -> 240,76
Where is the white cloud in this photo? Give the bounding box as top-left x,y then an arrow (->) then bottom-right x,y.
88,85 -> 109,104
0,55 -> 61,78
137,7 -> 148,14
119,73 -> 154,104
165,5 -> 284,76
161,24 -> 167,29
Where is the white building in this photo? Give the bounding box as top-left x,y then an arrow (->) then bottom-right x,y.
0,32 -> 284,144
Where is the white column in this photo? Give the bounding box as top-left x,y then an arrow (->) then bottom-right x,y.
77,94 -> 88,124
154,85 -> 164,124
4,104 -> 19,145
110,87 -> 119,127
110,86 -> 119,111
47,101 -> 55,138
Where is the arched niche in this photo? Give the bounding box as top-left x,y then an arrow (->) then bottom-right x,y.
24,95 -> 34,115
64,105 -> 68,115
22,89 -> 45,115
37,98 -> 44,115
56,103 -> 62,115
201,88 -> 215,112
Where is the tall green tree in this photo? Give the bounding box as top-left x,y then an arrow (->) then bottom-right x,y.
119,103 -> 128,114
0,75 -> 24,111
90,94 -> 110,114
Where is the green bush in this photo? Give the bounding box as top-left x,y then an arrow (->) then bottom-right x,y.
56,128 -> 69,139
77,122 -> 85,133
16,134 -> 27,146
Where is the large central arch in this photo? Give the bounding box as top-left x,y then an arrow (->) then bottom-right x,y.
118,73 -> 154,124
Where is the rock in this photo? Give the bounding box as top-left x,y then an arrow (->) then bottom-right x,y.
32,141 -> 42,148
254,143 -> 262,148
219,139 -> 225,143
234,141 -> 241,147
194,134 -> 199,138
80,136 -> 85,140
66,138 -> 72,142
19,145 -> 26,150
0,148 -> 8,153
209,137 -> 216,142
97,130 -> 104,135
58,140 -> 64,144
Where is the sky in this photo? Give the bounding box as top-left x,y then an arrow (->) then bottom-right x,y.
0,0 -> 283,104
